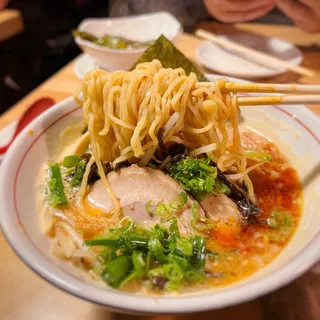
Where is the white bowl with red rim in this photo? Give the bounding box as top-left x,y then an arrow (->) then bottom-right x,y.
0,77 -> 320,313
74,12 -> 183,71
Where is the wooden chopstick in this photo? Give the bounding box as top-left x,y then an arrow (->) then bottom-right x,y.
237,95 -> 320,106
196,82 -> 320,94
195,29 -> 316,78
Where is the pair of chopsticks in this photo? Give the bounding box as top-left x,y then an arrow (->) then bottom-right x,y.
195,29 -> 320,106
195,82 -> 320,106
195,29 -> 316,78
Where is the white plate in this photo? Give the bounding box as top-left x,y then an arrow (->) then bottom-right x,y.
196,34 -> 303,79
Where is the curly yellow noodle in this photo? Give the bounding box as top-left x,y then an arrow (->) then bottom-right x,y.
74,60 -> 255,217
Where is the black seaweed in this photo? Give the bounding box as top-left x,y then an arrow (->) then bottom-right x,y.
155,128 -> 188,161
163,155 -> 261,219
131,35 -> 208,82
216,168 -> 261,219
80,153 -> 132,184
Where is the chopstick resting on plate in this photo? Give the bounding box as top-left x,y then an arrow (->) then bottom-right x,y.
195,81 -> 320,106
195,29 -> 316,78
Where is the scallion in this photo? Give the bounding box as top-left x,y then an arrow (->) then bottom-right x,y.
47,163 -> 68,207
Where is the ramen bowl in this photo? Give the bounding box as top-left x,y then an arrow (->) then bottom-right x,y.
74,12 -> 182,71
1,85 -> 320,313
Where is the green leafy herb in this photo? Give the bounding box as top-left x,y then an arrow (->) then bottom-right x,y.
47,163 -> 68,207
169,156 -> 229,200
246,151 -> 272,162
84,219 -> 207,291
63,155 -> 81,168
62,155 -> 87,187
131,35 -> 208,81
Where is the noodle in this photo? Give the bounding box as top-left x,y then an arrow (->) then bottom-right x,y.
74,60 -> 249,217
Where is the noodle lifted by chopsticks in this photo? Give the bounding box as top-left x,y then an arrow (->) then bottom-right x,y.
74,60 -> 252,216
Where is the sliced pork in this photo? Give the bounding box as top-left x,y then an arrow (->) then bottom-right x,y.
87,165 -> 243,235
201,194 -> 242,223
87,165 -> 204,235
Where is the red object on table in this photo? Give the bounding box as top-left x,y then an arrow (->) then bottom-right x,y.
0,97 -> 55,154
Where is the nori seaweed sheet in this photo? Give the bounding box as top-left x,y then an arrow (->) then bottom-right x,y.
130,35 -> 208,82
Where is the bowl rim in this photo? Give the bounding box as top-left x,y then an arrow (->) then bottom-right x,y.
75,11 -> 183,54
1,97 -> 320,313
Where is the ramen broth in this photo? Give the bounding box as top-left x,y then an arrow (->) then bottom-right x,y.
37,126 -> 302,293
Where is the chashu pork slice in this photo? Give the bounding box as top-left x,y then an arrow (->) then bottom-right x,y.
87,165 -> 204,236
201,194 -> 242,223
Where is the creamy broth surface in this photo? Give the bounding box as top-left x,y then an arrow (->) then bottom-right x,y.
37,124 -> 302,294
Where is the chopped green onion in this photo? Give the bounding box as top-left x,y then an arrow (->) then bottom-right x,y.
185,270 -> 206,283
191,201 -> 213,231
169,217 -> 179,237
102,256 -> 130,288
84,220 -> 208,291
169,156 -> 229,200
47,163 -> 68,207
166,280 -> 181,291
148,267 -> 164,278
192,217 -> 214,231
119,271 -> 141,288
155,203 -> 172,222
62,155 -> 80,168
132,251 -> 146,272
191,236 -> 206,268
267,210 -> 293,229
70,160 -> 86,187
148,236 -> 167,264
152,192 -> 188,221
167,253 -> 189,269
169,192 -> 188,210
163,263 -> 183,282
84,236 -> 149,248
175,238 -> 193,257
246,151 -> 272,162
211,180 -> 230,196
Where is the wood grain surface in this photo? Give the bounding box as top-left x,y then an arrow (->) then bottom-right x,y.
0,23 -> 319,320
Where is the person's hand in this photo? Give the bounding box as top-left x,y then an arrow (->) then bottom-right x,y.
277,0 -> 320,33
203,0 -> 276,23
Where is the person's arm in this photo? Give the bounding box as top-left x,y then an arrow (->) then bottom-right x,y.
203,0 -> 276,23
277,0 -> 320,33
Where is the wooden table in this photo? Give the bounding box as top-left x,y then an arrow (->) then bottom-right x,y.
0,23 -> 319,320
0,9 -> 24,41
